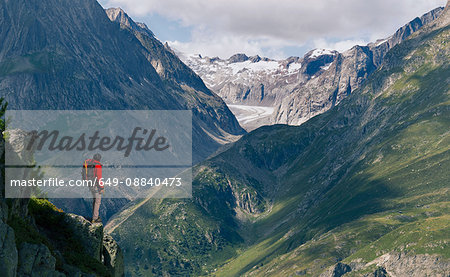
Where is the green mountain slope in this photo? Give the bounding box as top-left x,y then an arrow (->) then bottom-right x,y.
108,7 -> 450,276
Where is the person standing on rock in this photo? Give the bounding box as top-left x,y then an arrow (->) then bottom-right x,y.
82,153 -> 104,223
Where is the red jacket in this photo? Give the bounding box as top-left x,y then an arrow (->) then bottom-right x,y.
83,159 -> 103,189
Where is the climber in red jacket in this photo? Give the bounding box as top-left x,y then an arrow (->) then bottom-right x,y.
82,153 -> 104,223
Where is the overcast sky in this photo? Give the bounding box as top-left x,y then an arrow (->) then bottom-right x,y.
99,0 -> 446,59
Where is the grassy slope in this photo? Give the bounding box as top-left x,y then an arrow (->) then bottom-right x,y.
213,24 -> 450,276
110,20 -> 449,277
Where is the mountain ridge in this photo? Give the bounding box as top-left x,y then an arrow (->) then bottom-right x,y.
108,6 -> 450,275
181,7 -> 444,127
0,0 -> 245,223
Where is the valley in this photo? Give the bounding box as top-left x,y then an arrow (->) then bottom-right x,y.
0,0 -> 448,276
227,105 -> 274,131
107,4 -> 450,276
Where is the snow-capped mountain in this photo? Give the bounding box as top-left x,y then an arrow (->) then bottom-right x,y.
179,7 -> 444,126
181,53 -> 306,106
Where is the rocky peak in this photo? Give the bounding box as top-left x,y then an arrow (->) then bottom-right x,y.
386,7 -> 443,46
105,7 -> 130,24
286,56 -> 301,63
426,2 -> 449,29
249,55 -> 261,63
136,22 -> 154,35
105,7 -> 154,37
303,51 -> 337,76
305,48 -> 338,60
228,53 -> 249,63
367,5 -> 443,62
207,56 -> 221,63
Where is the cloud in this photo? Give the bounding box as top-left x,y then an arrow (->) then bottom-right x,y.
100,0 -> 446,58
167,28 -> 297,59
168,37 -> 264,60
313,38 -> 370,52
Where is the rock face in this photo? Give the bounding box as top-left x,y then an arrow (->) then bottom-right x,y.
17,243 -> 63,277
369,267 -> 389,277
0,133 -> 125,276
0,219 -> 18,277
103,234 -> 124,277
182,7 -> 444,126
319,262 -> 352,277
63,214 -> 104,262
323,252 -> 450,277
103,7 -> 245,160
61,214 -> 125,276
367,252 -> 450,277
4,129 -> 34,203
4,129 -> 35,165
1,132 -> 24,265
0,207 -> 125,276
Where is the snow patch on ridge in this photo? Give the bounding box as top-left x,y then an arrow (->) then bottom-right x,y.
375,38 -> 389,46
310,48 -> 335,58
288,63 -> 302,73
229,60 -> 280,74
321,62 -> 333,71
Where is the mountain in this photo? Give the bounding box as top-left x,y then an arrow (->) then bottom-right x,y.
272,6 -> 444,126
182,7 -> 444,126
182,53 -> 303,106
0,0 -> 244,164
106,5 -> 450,276
0,0 -> 246,225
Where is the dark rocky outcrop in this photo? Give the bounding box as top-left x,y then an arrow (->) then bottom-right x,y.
63,214 -> 104,262
228,53 -> 249,63
367,267 -> 389,277
366,252 -> 450,277
323,252 -> 450,277
0,197 -> 125,277
0,198 -> 125,276
17,243 -> 63,277
1,128 -> 125,276
319,262 -> 352,277
103,234 -> 124,277
0,217 -> 17,277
